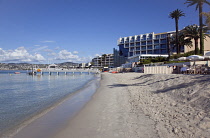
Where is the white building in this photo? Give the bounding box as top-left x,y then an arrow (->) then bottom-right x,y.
92,54 -> 114,68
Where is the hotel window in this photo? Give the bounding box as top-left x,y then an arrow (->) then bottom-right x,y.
141,42 -> 146,45
161,49 -> 167,54
125,37 -> 129,43
125,44 -> 129,48
130,47 -> 134,51
120,38 -> 124,43
130,37 -> 134,42
147,41 -> 152,45
154,50 -> 160,54
155,35 -> 160,39
136,51 -> 140,54
147,50 -> 153,54
161,34 -> 167,38
136,42 -> 140,46
142,35 -> 146,40
136,47 -> 140,50
141,51 -> 146,54
130,43 -> 134,46
154,40 -> 159,44
148,34 -> 152,40
141,46 -> 146,50
154,45 -> 160,49
160,39 -> 167,43
161,44 -> 167,49
136,36 -> 140,41
147,46 -> 152,49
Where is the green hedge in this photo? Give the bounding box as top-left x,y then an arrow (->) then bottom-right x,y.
139,50 -> 196,65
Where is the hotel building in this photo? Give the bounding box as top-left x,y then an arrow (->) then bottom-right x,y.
117,31 -> 210,63
117,32 -> 179,62
92,54 -> 114,68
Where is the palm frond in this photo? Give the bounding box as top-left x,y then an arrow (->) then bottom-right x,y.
169,9 -> 185,19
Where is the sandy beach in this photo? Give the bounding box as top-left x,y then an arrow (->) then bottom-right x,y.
51,73 -> 210,138
12,72 -> 210,138
52,72 -> 210,138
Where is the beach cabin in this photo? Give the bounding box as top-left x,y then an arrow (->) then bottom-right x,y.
48,64 -> 58,70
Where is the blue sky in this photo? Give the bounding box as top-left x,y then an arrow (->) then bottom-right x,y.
0,0 -> 209,63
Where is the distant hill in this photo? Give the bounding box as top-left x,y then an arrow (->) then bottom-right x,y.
0,62 -> 81,70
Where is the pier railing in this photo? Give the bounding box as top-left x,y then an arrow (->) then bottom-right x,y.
30,68 -> 100,75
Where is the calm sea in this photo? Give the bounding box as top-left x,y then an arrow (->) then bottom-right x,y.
0,70 -> 98,137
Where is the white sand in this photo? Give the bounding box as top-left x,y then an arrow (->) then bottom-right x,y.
43,73 -> 210,138
113,73 -> 210,138
53,73 -> 159,138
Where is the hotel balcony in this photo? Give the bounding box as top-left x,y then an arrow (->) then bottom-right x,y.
135,39 -> 140,42
130,40 -> 134,43
130,44 -> 135,47
147,42 -> 153,45
147,50 -> 153,54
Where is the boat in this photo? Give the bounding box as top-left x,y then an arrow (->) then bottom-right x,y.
28,71 -> 36,75
14,72 -> 21,74
28,65 -> 37,75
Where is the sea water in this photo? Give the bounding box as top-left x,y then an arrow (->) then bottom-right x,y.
0,71 -> 97,137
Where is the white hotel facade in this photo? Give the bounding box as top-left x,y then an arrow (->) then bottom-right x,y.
117,32 -> 177,63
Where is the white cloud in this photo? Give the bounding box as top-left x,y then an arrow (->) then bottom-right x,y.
47,52 -> 57,56
95,54 -> 100,57
73,51 -> 78,54
0,47 -> 45,63
0,47 -> 95,63
75,56 -> 93,63
34,53 -> 45,61
55,50 -> 79,60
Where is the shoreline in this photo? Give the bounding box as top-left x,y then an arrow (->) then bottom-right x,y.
54,72 -> 210,138
6,72 -> 210,138
2,74 -> 100,138
53,73 -> 159,138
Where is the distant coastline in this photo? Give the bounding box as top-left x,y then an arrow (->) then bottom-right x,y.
0,62 -> 83,70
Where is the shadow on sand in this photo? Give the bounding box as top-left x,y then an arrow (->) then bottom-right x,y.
108,74 -> 210,94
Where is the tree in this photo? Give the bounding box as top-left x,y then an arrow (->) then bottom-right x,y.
169,9 -> 185,54
183,25 -> 210,55
202,12 -> 210,29
170,32 -> 193,52
185,0 -> 210,55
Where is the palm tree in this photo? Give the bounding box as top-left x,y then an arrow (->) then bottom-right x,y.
185,0 -> 210,55
171,32 -> 193,48
169,9 -> 185,54
170,32 -> 193,55
183,25 -> 210,55
202,12 -> 210,29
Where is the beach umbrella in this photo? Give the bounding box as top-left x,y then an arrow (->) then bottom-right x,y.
204,56 -> 210,60
186,55 -> 204,61
186,55 -> 205,74
204,52 -> 210,60
204,52 -> 210,56
178,57 -> 187,61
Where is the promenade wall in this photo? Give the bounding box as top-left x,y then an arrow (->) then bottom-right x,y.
144,66 -> 174,74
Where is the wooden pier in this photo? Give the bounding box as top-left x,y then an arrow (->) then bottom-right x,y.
29,69 -> 100,76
